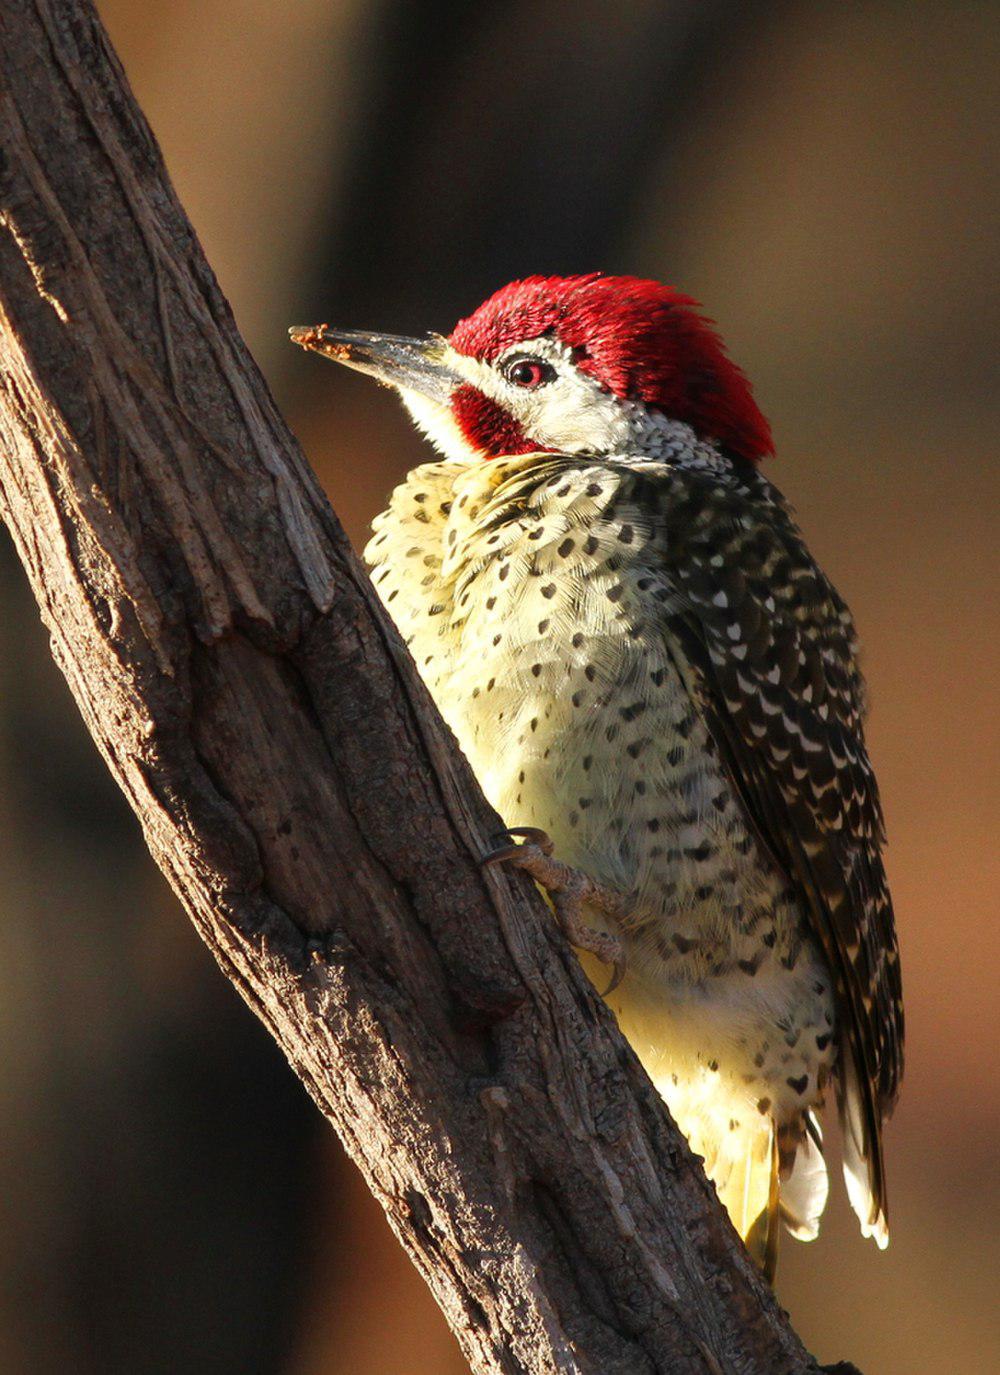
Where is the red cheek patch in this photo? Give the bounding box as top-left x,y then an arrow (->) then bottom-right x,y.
451,385 -> 542,458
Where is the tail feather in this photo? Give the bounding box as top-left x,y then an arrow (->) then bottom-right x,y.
699,1112 -> 780,1281
779,1111 -> 829,1242
654,1071 -> 781,1275
743,1127 -> 781,1282
839,1052 -> 890,1248
649,1067 -> 845,1280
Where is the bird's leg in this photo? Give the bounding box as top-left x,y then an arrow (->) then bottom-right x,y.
483,827 -> 629,994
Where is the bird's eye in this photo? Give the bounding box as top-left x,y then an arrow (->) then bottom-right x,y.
503,357 -> 555,389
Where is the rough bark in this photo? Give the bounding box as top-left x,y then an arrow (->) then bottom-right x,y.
0,3 -> 859,1372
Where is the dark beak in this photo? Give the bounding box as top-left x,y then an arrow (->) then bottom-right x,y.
288,325 -> 462,403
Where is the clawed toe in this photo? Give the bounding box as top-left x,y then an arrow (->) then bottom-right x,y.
483,826 -> 629,986
505,826 -> 555,854
483,826 -> 554,866
600,959 -> 626,998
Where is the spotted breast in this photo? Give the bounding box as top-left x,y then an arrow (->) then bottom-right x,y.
365,443 -> 897,1272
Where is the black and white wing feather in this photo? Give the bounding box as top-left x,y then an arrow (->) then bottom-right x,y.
654,464 -> 904,1245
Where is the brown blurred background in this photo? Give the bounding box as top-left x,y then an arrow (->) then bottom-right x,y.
1,2 -> 997,1372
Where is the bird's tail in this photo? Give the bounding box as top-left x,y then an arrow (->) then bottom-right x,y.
662,1078 -> 831,1282
717,1113 -> 830,1281
673,1098 -> 782,1281
838,1050 -> 890,1248
778,1111 -> 829,1243
741,1128 -> 781,1281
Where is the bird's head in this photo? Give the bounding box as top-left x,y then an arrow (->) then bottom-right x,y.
291,274 -> 772,465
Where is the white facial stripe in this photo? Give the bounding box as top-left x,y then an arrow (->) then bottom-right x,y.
401,335 -> 721,466
487,334 -> 695,459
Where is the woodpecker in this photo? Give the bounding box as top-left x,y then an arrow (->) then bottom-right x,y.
291,274 -> 903,1277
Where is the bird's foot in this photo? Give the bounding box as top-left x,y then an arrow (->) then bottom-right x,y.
483,827 -> 629,995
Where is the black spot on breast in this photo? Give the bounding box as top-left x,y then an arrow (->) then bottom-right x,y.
786,1074 -> 809,1096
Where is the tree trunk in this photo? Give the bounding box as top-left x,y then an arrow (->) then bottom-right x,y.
0,3 -> 857,1371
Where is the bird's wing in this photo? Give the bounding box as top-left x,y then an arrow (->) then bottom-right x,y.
652,465 -> 903,1244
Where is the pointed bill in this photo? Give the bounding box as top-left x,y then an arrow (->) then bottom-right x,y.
288,326 -> 463,404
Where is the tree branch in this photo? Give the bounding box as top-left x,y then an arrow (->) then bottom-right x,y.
0,3 -> 856,1371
